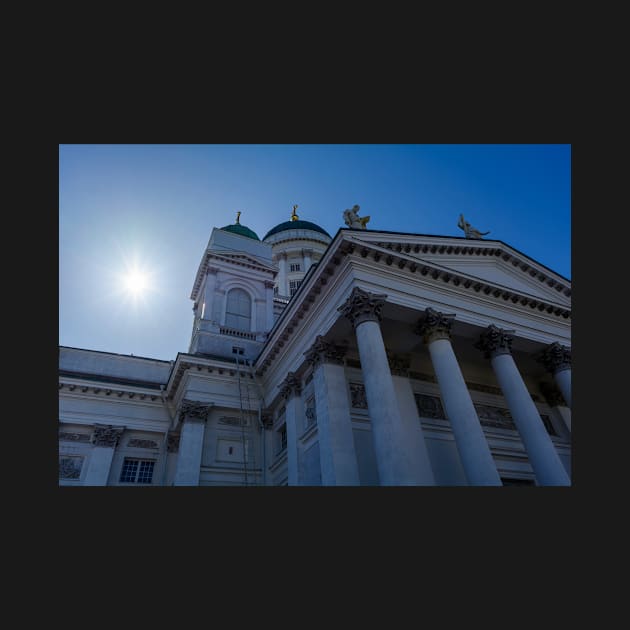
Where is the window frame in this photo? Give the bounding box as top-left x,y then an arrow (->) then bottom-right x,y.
118,458 -> 156,484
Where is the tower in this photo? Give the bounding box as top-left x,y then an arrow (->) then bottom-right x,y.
188,213 -> 277,361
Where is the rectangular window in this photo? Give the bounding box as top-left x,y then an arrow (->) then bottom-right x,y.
289,280 -> 302,296
119,458 -> 155,484
59,455 -> 84,480
290,263 -> 301,272
232,346 -> 244,355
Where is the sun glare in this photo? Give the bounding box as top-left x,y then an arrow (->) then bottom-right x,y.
125,270 -> 148,295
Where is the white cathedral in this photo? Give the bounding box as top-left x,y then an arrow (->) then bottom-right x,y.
59,205 -> 572,486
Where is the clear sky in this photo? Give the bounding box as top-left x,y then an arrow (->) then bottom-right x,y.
59,144 -> 571,361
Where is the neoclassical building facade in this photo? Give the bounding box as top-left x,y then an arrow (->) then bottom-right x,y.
59,209 -> 571,486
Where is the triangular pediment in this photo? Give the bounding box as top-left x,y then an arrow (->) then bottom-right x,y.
345,231 -> 571,306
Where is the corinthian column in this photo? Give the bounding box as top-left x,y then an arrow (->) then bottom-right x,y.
84,424 -> 125,485
536,342 -> 571,409
416,308 -> 501,486
338,287 -> 419,485
278,372 -> 303,486
304,336 -> 360,485
173,400 -> 211,486
476,325 -> 570,486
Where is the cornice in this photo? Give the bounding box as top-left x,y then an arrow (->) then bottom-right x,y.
59,379 -> 162,401
165,355 -> 254,399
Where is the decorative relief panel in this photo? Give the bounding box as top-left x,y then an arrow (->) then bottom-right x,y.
473,403 -> 516,431
59,432 -> 91,443
219,415 -> 250,427
349,382 -> 368,409
59,455 -> 84,479
127,439 -> 159,449
415,393 -> 446,420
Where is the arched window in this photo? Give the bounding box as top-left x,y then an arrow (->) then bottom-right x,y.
225,288 -> 251,331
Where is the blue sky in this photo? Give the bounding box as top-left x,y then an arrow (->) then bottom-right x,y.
59,144 -> 571,361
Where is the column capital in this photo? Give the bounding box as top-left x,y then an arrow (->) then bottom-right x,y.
279,371 -> 302,399
539,381 -> 567,407
302,248 -> 313,256
337,287 -> 387,328
179,399 -> 212,423
91,424 -> 124,447
536,342 -> 571,374
415,307 -> 455,343
166,432 -> 180,453
304,335 -> 347,367
475,324 -> 514,359
387,352 -> 410,377
278,252 -> 288,261
264,280 -> 275,289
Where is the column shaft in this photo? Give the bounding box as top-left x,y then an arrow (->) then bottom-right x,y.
391,375 -> 435,485
173,420 -> 206,486
313,361 -> 360,485
428,338 -> 502,485
491,353 -> 570,485
554,368 -> 571,408
355,320 -> 419,484
84,447 -> 116,485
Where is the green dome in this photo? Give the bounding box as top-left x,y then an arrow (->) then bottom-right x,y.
263,220 -> 331,241
220,223 -> 260,240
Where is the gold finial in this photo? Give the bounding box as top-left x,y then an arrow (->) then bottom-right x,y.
291,204 -> 299,221
235,211 -> 241,224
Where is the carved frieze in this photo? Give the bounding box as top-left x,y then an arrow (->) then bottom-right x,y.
415,307 -> 455,343
91,424 -> 124,447
279,372 -> 302,399
536,342 -> 571,374
127,438 -> 159,449
474,403 -> 516,431
415,393 -> 446,419
304,335 -> 346,367
59,456 -> 84,479
349,382 -> 368,409
59,432 -> 91,443
475,324 -> 514,359
219,415 -> 250,427
338,287 -> 387,328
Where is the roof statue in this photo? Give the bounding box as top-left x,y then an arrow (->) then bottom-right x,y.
457,213 -> 490,239
235,210 -> 242,224
343,204 -> 370,229
291,204 -> 299,221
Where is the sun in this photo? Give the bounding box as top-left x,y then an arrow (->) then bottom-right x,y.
121,266 -> 151,300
